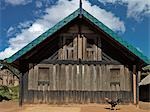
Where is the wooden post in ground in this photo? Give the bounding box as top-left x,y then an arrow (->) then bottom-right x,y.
133,65 -> 137,105
19,73 -> 23,106
137,71 -> 141,106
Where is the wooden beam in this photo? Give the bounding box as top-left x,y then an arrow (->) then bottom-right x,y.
82,35 -> 86,60
39,60 -> 121,65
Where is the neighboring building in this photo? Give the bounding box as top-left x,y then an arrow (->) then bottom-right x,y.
0,68 -> 19,86
5,8 -> 149,105
139,65 -> 150,102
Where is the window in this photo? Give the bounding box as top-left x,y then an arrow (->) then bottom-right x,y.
87,39 -> 95,48
38,67 -> 49,84
110,68 -> 120,82
66,38 -> 73,47
110,68 -> 120,91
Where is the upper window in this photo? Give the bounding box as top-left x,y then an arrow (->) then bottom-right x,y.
87,39 -> 95,48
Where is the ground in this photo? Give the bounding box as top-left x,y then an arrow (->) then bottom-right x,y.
0,101 -> 149,112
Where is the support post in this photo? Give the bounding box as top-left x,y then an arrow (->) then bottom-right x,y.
133,65 -> 137,105
19,72 -> 23,106
137,71 -> 141,106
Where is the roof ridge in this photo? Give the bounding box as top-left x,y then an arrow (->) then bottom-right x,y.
6,8 -> 150,64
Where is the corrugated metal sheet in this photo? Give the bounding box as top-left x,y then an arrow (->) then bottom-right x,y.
6,8 -> 150,64
143,65 -> 150,71
139,74 -> 150,85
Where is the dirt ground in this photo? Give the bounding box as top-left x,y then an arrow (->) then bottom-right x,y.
0,101 -> 149,112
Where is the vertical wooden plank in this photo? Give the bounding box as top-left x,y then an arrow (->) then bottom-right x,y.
120,65 -> 125,91
49,64 -> 53,90
90,65 -> 93,91
62,64 -> 66,90
28,64 -> 34,90
82,65 -> 85,91
68,64 -> 72,90
93,65 -> 97,91
103,65 -> 109,91
23,71 -> 28,103
73,65 -> 77,90
125,67 -> 131,91
78,34 -> 82,59
97,37 -> 102,60
63,36 -> 67,60
79,65 -> 82,90
70,65 -> 74,91
76,65 -> 79,91
52,64 -> 56,90
95,37 -> 98,61
101,65 -> 105,90
87,65 -> 91,91
84,65 -> 87,91
73,36 -> 78,60
59,64 -> 62,90
65,65 -> 69,91
67,48 -> 71,60
37,84 -> 43,103
58,48 -> 63,60
82,35 -> 86,60
96,65 -> 99,91
99,65 -> 102,90
93,45 -> 97,60
56,64 -> 60,90
43,84 -> 48,103
34,65 -> 38,90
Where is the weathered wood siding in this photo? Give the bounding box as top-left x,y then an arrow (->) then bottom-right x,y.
23,64 -> 133,104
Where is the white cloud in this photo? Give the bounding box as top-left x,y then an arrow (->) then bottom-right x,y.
7,21 -> 33,37
35,1 -> 43,8
0,48 -> 19,60
5,0 -> 32,6
99,0 -> 150,20
7,27 -> 15,37
18,21 -> 33,29
0,0 -> 125,59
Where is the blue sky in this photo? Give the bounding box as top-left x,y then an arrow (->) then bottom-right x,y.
0,0 -> 149,59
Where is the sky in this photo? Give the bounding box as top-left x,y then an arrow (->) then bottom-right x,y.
0,0 -> 149,60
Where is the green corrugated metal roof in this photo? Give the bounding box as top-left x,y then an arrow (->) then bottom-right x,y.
6,8 -> 150,64
143,65 -> 150,70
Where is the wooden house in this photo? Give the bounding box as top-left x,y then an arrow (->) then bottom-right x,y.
4,8 -> 149,105
0,68 -> 19,87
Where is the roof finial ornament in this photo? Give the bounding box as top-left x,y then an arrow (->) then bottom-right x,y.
79,0 -> 82,18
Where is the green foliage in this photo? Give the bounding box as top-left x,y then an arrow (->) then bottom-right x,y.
0,85 -> 19,100
10,86 -> 19,100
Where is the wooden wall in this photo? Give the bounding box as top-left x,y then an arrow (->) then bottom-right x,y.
28,64 -> 131,91
23,63 -> 133,104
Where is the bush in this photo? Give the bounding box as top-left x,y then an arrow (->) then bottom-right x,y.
0,85 -> 19,101
10,86 -> 19,100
